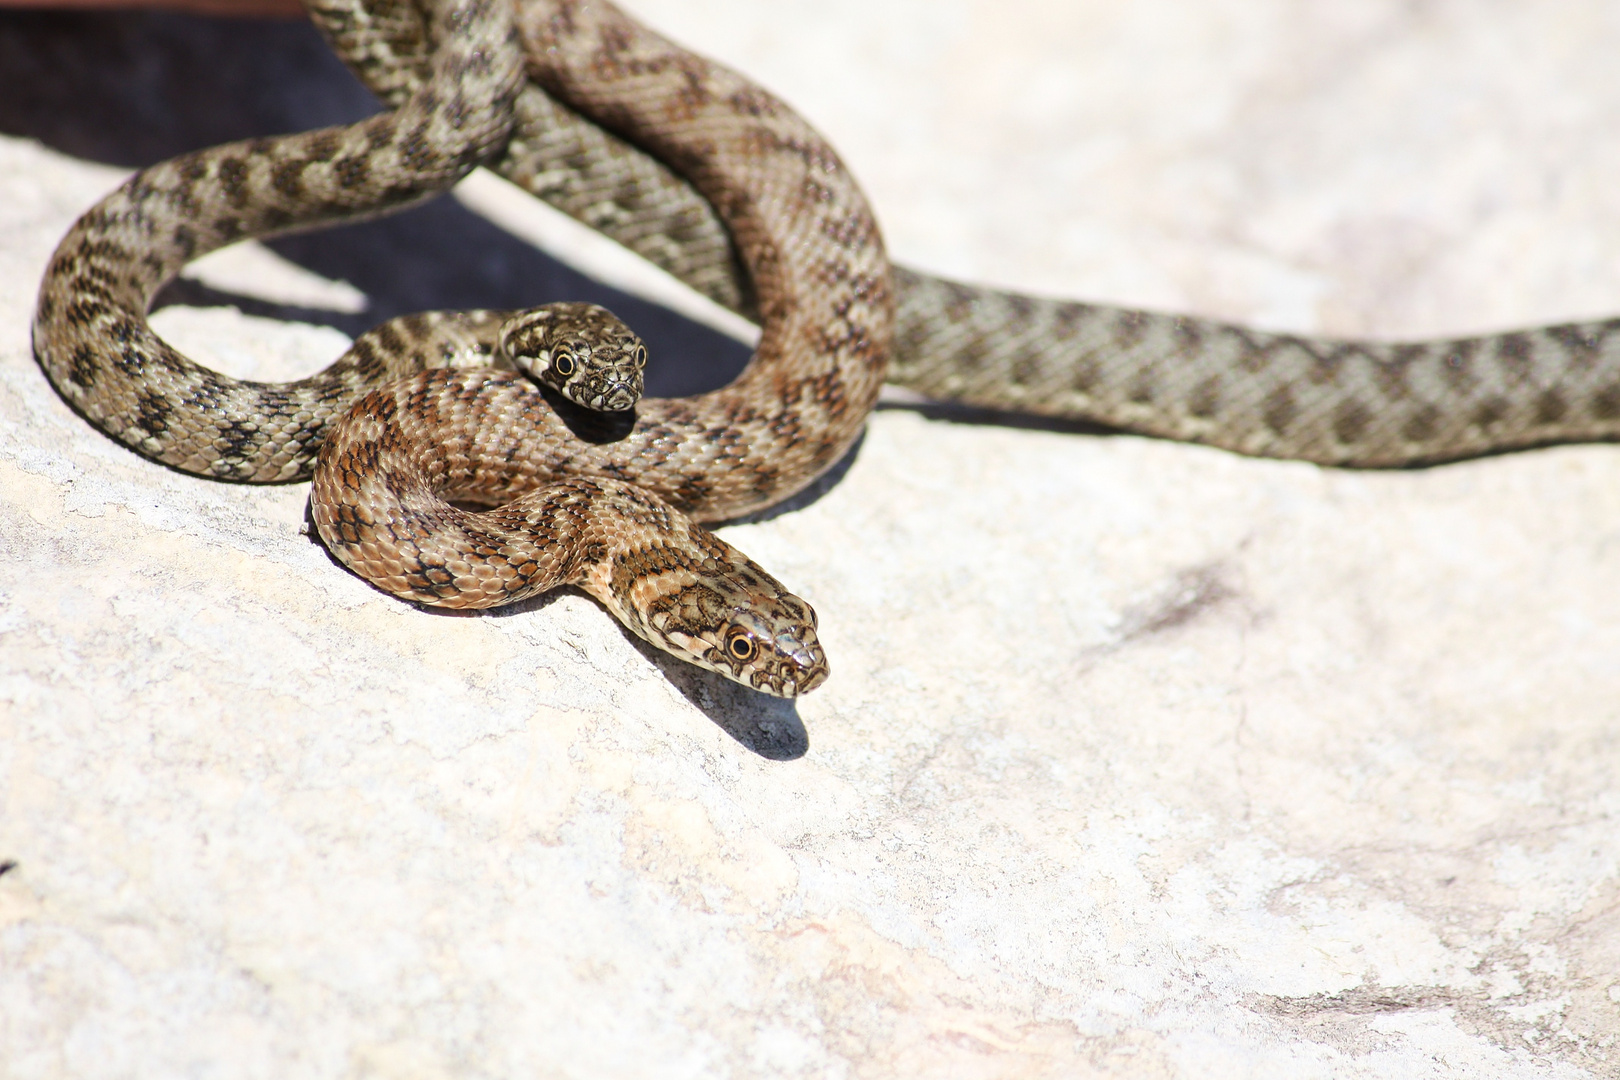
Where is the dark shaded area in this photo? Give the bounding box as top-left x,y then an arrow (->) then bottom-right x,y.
458,585 -> 809,760
875,398 -> 1116,439
1,8 -> 753,397
452,582 -> 808,760
0,9 -> 372,166
261,200 -> 753,399
641,635 -> 810,760
0,860 -> 16,878
539,384 -> 638,444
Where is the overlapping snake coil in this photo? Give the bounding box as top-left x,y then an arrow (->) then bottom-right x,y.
306,0 -> 1620,468
32,0 -> 895,694
33,0 -> 1620,692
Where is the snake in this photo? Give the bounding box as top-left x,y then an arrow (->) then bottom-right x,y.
32,0 -> 894,695
301,0 -> 1620,468
32,0 -> 522,481
34,0 -> 1620,690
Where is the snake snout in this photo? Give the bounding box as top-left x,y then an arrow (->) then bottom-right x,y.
786,654 -> 829,696
709,601 -> 829,696
765,624 -> 828,696
599,382 -> 639,412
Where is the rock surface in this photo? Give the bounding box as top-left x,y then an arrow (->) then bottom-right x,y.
3,1 -> 1619,1076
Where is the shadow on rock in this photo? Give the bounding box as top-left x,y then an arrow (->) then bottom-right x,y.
598,612 -> 810,760
0,10 -> 376,167
875,398 -> 1117,439
630,632 -> 811,760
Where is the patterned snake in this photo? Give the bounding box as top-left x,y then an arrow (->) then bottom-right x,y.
305,0 -> 1620,467
33,0 -> 893,695
31,0 -> 1620,691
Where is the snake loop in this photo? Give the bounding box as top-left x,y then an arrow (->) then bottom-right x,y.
32,0 -> 891,694
308,0 -> 892,693
307,0 -> 1620,467
33,0 -> 524,481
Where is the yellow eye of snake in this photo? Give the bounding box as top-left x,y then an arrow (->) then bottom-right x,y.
726,631 -> 757,662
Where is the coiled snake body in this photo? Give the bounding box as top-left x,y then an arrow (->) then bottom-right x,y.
34,0 -> 1620,692
307,0 -> 1620,467
34,0 -> 522,482
33,0 -> 892,695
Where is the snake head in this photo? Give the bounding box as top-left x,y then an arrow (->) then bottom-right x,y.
499,302 -> 647,413
642,576 -> 829,697
708,598 -> 828,697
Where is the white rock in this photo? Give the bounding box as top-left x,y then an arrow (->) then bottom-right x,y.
1,2 -> 1617,1076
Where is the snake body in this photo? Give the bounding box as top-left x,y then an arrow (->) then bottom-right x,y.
36,0 -> 1620,689
304,0 -> 1620,467
32,0 -> 888,694
309,0 -> 893,694
32,0 -> 523,482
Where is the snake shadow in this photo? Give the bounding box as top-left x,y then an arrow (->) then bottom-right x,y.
460,590 -> 810,760
0,8 -> 755,400
1,9 -> 1133,430
472,585 -> 811,760
616,629 -> 810,760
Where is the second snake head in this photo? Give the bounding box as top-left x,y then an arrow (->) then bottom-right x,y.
500,302 -> 647,413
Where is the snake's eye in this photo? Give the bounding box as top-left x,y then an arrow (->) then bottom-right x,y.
552,350 -> 576,377
634,344 -> 648,369
725,629 -> 758,663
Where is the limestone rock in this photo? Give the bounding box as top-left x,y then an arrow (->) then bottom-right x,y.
1,2 -> 1617,1075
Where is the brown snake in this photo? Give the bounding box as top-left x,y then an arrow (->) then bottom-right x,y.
306,0 -> 1620,467
33,0 -> 522,482
33,0 -> 1620,690
32,0 -> 892,694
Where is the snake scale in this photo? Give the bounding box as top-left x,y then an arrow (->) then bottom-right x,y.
306,0 -> 1620,467
34,0 -> 894,694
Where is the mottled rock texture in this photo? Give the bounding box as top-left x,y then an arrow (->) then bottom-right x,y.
1,2 -> 1618,1076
